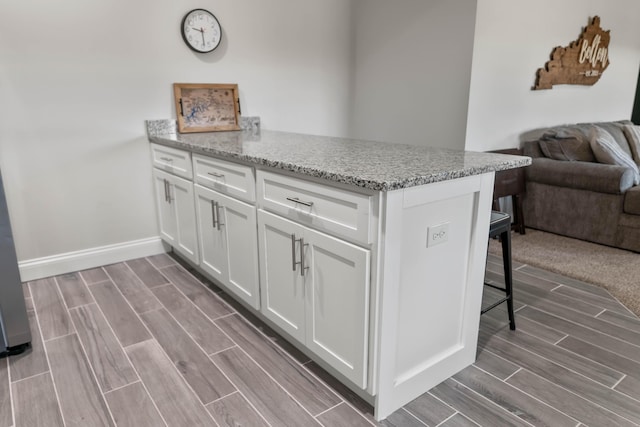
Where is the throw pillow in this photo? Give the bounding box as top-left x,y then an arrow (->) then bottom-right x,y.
590,126 -> 640,185
543,126 -> 588,143
581,121 -> 634,157
622,124 -> 640,167
538,136 -> 595,162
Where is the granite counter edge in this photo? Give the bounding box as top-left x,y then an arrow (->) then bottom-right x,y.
148,135 -> 532,191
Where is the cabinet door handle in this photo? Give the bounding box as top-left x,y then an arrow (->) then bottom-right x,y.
290,234 -> 308,276
163,179 -> 167,202
291,234 -> 297,272
286,197 -> 314,208
299,237 -> 308,277
211,200 -> 216,228
160,157 -> 174,162
207,172 -> 225,178
166,181 -> 172,204
163,179 -> 169,203
215,202 -> 223,230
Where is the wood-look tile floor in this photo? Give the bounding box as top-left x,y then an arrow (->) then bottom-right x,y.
2,251 -> 640,426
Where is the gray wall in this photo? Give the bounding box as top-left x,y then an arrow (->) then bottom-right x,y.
348,0 -> 478,150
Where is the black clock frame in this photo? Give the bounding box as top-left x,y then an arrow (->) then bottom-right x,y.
180,8 -> 222,54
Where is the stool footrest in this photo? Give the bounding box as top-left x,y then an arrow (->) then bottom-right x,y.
480,296 -> 511,314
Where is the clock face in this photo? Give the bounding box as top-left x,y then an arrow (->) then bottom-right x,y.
181,9 -> 221,53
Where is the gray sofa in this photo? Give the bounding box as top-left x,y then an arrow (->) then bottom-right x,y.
521,120 -> 640,253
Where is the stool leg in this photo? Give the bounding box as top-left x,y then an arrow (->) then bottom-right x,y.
515,194 -> 525,235
501,228 -> 516,330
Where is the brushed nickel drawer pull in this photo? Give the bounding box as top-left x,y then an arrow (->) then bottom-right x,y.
207,172 -> 225,178
286,197 -> 314,207
160,157 -> 174,162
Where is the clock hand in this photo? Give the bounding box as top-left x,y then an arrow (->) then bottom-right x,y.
201,28 -> 205,45
192,27 -> 203,32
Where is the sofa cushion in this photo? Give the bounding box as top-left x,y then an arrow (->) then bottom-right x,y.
580,120 -> 634,157
622,124 -> 640,166
624,186 -> 640,215
589,126 -> 640,185
538,136 -> 595,162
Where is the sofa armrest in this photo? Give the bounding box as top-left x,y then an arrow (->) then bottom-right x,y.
526,158 -> 634,194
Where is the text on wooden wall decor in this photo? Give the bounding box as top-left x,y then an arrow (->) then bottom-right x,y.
533,16 -> 610,90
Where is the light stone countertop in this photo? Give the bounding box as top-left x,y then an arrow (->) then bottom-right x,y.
149,129 -> 531,191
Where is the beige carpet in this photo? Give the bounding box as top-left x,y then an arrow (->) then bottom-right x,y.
489,229 -> 640,317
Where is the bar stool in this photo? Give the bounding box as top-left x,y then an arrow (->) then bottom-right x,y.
481,211 -> 516,330
488,148 -> 526,235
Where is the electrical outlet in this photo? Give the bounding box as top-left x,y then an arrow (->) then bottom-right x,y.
427,222 -> 450,248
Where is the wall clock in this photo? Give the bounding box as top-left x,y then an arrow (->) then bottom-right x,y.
181,9 -> 222,53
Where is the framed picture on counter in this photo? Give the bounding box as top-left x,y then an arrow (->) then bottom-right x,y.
173,83 -> 241,133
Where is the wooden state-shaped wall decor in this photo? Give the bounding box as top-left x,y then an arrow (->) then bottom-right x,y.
533,16 -> 610,90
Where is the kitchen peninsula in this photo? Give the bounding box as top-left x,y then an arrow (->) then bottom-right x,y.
146,120 -> 531,420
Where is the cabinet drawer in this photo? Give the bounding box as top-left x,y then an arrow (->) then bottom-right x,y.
151,144 -> 192,179
257,170 -> 372,244
193,154 -> 256,203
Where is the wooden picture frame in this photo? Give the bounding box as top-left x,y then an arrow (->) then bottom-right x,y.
173,83 -> 241,133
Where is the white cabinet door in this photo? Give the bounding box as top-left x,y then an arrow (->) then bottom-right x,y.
153,168 -> 198,265
196,185 -> 260,309
221,192 -> 260,310
195,185 -> 227,283
258,210 -> 370,388
304,227 -> 370,389
153,169 -> 177,246
257,210 -> 306,344
171,173 -> 199,265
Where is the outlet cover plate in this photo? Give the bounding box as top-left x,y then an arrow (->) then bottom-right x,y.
427,222 -> 450,248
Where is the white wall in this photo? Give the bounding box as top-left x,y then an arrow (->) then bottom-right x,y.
466,0 -> 640,151
0,0 -> 353,263
348,0 -> 478,150
5,0 -> 640,270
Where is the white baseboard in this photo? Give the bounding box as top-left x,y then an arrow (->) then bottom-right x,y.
18,237 -> 168,282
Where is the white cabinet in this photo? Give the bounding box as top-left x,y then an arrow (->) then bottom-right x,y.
257,210 -> 305,342
193,154 -> 255,203
152,168 -> 199,265
195,184 -> 260,309
151,143 -> 193,179
149,140 -> 499,421
257,170 -> 372,245
257,209 -> 370,388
